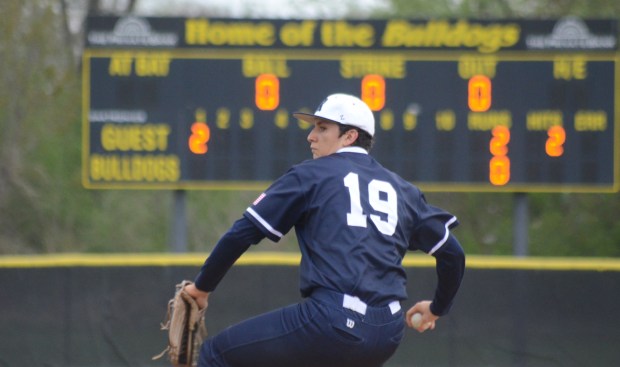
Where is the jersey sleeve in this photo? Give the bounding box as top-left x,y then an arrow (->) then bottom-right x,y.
193,216 -> 265,292
408,193 -> 459,255
243,167 -> 307,242
429,234 -> 466,316
407,192 -> 465,316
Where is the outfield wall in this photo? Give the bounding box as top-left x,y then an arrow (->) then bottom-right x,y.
1,253 -> 619,367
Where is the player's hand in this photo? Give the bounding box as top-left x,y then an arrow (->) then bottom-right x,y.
184,282 -> 210,310
405,300 -> 439,333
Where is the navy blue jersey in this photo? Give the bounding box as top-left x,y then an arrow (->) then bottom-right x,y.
244,147 -> 458,306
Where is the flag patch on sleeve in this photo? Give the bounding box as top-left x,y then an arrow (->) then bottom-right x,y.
253,193 -> 266,205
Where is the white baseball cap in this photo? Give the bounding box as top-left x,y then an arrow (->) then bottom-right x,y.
293,93 -> 375,136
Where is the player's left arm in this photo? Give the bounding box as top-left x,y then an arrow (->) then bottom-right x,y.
193,216 -> 266,293
184,283 -> 210,310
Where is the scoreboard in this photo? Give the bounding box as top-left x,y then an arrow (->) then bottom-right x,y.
83,17 -> 619,192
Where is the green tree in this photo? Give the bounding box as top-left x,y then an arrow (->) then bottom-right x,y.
382,0 -> 619,18
0,0 -> 82,252
0,0 -> 171,254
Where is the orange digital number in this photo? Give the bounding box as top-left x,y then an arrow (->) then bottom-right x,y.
361,74 -> 386,111
188,122 -> 210,154
489,156 -> 511,186
546,125 -> 566,157
255,74 -> 279,111
468,75 -> 492,112
489,125 -> 510,156
489,125 -> 510,186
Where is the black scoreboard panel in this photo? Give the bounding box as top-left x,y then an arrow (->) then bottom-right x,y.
83,17 -> 619,192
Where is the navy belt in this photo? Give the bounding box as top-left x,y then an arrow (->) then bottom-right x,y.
310,288 -> 402,320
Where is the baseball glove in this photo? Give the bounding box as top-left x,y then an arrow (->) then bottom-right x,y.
153,280 -> 208,367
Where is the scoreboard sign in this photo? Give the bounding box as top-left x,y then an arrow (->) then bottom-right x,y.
82,17 -> 619,192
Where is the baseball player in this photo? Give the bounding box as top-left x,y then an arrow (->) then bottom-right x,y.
185,93 -> 465,366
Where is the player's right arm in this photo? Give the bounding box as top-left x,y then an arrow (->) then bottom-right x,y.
405,233 -> 465,332
429,233 -> 465,316
406,187 -> 466,328
405,300 -> 437,332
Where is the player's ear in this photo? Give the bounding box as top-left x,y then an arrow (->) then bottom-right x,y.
345,128 -> 358,145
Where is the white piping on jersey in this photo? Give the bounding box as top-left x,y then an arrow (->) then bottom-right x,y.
428,216 -> 458,255
246,207 -> 283,238
336,146 -> 368,154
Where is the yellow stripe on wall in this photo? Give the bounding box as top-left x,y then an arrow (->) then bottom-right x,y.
0,252 -> 619,271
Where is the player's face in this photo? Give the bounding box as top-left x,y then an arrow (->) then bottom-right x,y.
308,121 -> 357,159
307,120 -> 350,159
307,120 -> 341,158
